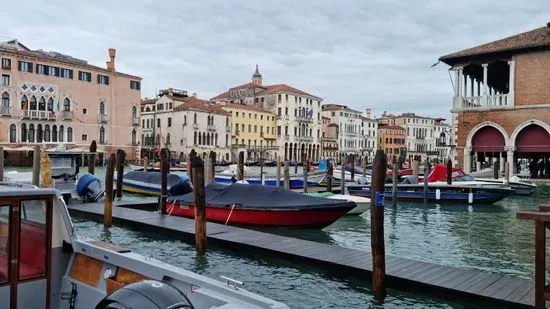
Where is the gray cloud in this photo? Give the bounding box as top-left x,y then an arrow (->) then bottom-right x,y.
1,0 -> 549,119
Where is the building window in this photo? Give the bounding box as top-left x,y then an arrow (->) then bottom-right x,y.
194,113 -> 197,124
67,127 -> 73,142
157,118 -> 160,128
36,64 -> 46,75
78,71 -> 92,82
99,126 -> 105,144
44,125 -> 50,142
1,74 -> 9,86
132,129 -> 137,145
48,66 -> 58,77
99,101 -> 105,115
47,98 -> 53,111
97,74 -> 109,85
9,124 -> 16,143
38,97 -> 46,111
28,124 -> 35,142
18,61 -> 33,73
52,125 -> 57,142
130,80 -> 141,90
37,124 -> 43,143
248,124 -> 251,132
1,92 -> 9,108
59,125 -> 64,142
1,58 -> 11,69
168,117 -> 172,127
82,108 -> 87,115
132,106 -> 137,118
29,96 -> 37,110
82,134 -> 87,141
63,98 -> 71,111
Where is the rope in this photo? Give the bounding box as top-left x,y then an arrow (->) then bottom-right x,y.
225,203 -> 237,226
167,200 -> 177,215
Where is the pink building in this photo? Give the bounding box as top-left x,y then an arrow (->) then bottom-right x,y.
0,40 -> 142,161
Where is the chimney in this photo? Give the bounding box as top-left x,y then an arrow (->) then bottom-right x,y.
366,108 -> 372,119
106,48 -> 116,72
192,92 -> 197,98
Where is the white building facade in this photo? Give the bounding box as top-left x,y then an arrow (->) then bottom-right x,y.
361,108 -> 378,163
321,104 -> 365,161
211,66 -> 322,162
141,88 -> 231,162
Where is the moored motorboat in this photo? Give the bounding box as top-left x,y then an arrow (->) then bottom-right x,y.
305,192 -> 370,215
169,183 -> 355,228
214,169 -> 325,188
347,183 -> 514,204
116,171 -> 191,196
0,182 -> 289,309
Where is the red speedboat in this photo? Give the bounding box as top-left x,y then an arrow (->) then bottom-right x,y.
168,183 -> 356,228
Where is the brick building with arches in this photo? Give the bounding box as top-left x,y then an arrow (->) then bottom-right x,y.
440,23 -> 550,176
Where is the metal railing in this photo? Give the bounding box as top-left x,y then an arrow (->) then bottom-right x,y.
23,109 -> 56,120
99,114 -> 108,123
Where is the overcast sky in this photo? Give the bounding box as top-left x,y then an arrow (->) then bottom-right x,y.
1,0 -> 549,119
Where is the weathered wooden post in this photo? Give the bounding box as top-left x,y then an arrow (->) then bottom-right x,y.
392,161 -> 398,203
115,149 -> 125,199
350,155 -> 355,181
283,161 -> 290,190
40,151 -> 52,188
104,153 -> 116,227
188,150 -> 196,184
303,160 -> 309,193
0,146 -> 4,182
209,151 -> 216,184
237,151 -> 244,181
362,156 -> 367,178
371,149 -> 387,300
411,160 -> 418,180
340,165 -> 345,194
493,160 -> 499,179
326,161 -> 333,193
423,164 -> 429,203
276,156 -> 281,187
446,158 -> 453,185
260,157 -> 264,185
192,155 -> 207,255
159,148 -> 170,214
88,140 -> 97,175
32,145 -> 41,186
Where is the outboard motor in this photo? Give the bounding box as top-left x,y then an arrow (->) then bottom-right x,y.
76,173 -> 105,202
168,174 -> 193,196
95,280 -> 194,309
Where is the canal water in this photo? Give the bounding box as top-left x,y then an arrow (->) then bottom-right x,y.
9,166 -> 546,308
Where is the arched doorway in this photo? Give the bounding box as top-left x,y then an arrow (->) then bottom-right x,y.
514,124 -> 550,178
470,126 -> 506,172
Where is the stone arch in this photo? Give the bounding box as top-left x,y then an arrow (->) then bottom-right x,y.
466,121 -> 510,148
510,119 -> 550,146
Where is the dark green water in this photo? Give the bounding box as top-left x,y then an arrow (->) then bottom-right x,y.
70,180 -> 550,308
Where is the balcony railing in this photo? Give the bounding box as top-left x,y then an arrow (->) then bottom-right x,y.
297,136 -> 313,143
454,94 -> 512,111
22,110 -> 56,121
132,116 -> 139,126
63,110 -> 73,120
193,123 -> 198,130
0,106 -> 11,116
99,114 -> 108,123
207,125 -> 216,132
297,116 -> 313,123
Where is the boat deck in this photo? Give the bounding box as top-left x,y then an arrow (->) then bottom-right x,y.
67,201 -> 536,308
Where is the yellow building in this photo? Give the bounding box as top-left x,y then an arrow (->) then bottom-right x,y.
221,102 -> 277,161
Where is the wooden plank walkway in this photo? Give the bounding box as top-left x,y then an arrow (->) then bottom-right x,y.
67,201 -> 536,308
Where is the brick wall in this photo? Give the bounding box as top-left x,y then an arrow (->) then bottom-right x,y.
515,51 -> 550,106
456,107 -> 550,164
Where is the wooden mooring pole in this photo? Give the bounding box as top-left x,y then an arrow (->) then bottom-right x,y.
160,148 -> 169,214
340,164 -> 345,194
392,161 -> 398,203
32,145 -> 40,186
326,161 -> 333,193
188,150 -> 196,185
423,163 -> 429,203
104,153 -> 115,227
493,160 -> 499,179
192,155 -> 207,255
276,156 -> 281,187
115,149 -> 125,199
209,151 -> 216,184
504,161 -> 510,185
446,158 -> 453,185
40,151 -> 52,188
237,151 -> 244,181
283,161 -> 290,190
0,146 -> 4,182
362,156 -> 366,179
371,149 -> 387,300
412,159 -> 419,179
88,140 -> 97,175
260,156 -> 264,185
303,160 -> 309,193
350,155 -> 355,181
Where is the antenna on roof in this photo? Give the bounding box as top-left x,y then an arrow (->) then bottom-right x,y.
430,60 -> 440,68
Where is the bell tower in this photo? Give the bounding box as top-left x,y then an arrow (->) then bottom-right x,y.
252,64 -> 262,85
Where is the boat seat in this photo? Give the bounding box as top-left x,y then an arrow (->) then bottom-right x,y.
19,222 -> 46,278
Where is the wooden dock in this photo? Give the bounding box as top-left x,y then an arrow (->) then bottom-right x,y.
67,201 -> 536,308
